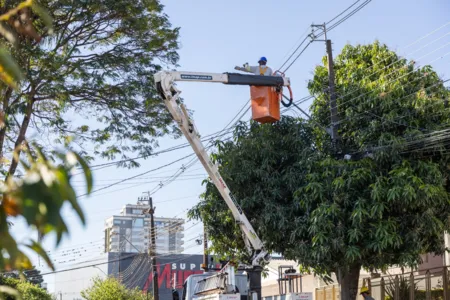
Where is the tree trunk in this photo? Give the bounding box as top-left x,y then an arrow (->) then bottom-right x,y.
7,98 -> 33,179
337,264 -> 361,300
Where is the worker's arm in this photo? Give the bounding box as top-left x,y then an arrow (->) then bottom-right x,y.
234,64 -> 257,74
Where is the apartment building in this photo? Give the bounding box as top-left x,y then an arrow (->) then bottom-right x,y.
104,198 -> 184,254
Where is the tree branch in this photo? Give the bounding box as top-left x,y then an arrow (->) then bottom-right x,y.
6,97 -> 34,180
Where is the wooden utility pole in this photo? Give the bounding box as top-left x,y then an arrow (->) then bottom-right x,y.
142,192 -> 159,300
326,38 -> 339,151
149,196 -> 159,300
311,23 -> 340,153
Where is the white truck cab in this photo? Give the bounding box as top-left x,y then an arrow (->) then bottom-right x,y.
179,272 -> 249,300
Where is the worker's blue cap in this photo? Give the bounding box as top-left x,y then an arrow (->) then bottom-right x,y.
258,57 -> 267,62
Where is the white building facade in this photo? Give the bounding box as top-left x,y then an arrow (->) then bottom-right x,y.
104,200 -> 184,254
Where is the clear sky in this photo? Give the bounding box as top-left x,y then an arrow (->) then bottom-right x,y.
9,0 -> 450,296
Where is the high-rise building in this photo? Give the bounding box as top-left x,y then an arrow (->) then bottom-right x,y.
104,198 -> 184,254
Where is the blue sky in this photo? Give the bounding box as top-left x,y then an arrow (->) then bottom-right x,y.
9,0 -> 450,295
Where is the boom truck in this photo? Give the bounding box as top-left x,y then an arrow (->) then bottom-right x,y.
154,70 -> 308,300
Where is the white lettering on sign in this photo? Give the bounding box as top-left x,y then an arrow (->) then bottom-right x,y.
171,262 -> 197,270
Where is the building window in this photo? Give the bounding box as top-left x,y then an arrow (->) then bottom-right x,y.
132,209 -> 142,215
113,220 -> 121,225
134,219 -> 144,227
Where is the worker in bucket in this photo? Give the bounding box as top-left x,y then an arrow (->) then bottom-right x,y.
360,286 -> 375,300
235,56 -> 273,76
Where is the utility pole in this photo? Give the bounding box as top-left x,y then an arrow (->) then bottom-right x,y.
311,23 -> 340,153
141,192 -> 159,300
203,230 -> 208,272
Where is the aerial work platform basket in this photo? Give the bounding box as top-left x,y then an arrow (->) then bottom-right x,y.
249,71 -> 292,124
250,86 -> 281,124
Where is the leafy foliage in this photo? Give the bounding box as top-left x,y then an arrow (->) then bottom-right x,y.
22,267 -> 43,287
81,277 -> 150,300
1,266 -> 44,287
0,143 -> 92,274
0,0 -> 180,175
0,276 -> 52,300
188,117 -> 317,263
303,41 -> 450,273
384,274 -> 418,300
0,0 -> 52,89
0,0 -> 179,298
189,42 -> 450,300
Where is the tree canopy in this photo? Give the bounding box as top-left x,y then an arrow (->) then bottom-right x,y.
2,266 -> 44,287
81,277 -> 150,300
0,0 -> 179,298
188,41 -> 450,300
0,0 -> 178,273
0,276 -> 52,300
0,0 -> 180,176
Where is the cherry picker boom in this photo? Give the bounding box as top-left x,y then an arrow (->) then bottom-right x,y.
154,71 -> 292,300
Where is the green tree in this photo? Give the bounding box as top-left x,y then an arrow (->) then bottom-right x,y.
189,42 -> 450,300
0,0 -> 180,175
189,118 -> 317,264
1,266 -> 44,287
0,276 -> 52,300
81,277 -> 150,300
22,267 -> 43,287
0,0 -> 179,296
0,2 -> 93,299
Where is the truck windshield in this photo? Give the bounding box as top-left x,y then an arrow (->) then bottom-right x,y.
185,274 -> 248,299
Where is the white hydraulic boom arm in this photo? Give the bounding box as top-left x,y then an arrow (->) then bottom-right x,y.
154,71 -> 291,267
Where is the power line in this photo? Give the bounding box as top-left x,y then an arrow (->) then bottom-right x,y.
39,252 -> 203,277
328,52 -> 450,126
278,0 -> 372,73
324,1 -> 372,33
279,36 -> 310,72
79,153 -> 196,198
282,41 -> 313,73
276,25 -> 311,70
325,0 -> 366,26
326,41 -> 450,121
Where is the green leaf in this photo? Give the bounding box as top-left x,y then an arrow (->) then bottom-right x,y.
0,285 -> 22,300
31,2 -> 54,34
24,240 -> 54,271
0,48 -> 24,88
72,151 -> 93,194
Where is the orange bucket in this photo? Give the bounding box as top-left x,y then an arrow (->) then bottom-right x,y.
250,86 -> 280,124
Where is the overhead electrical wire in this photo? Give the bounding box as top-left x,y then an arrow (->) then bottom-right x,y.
321,1 -> 372,35
327,41 -> 450,121
144,100 -> 251,197
343,78 -> 450,131
50,103 -> 254,271
288,21 -> 450,128
276,25 -> 311,70
326,23 -> 450,106
328,51 -> 450,126
278,0 -> 372,73
41,220 -> 202,269
38,251 -> 204,277
78,153 -> 196,198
